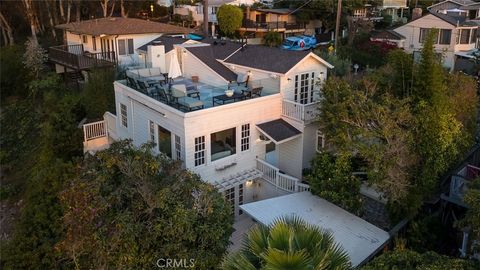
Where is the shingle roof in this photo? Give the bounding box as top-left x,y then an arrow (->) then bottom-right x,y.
137,36 -> 188,53
201,38 -> 243,60
429,11 -> 479,26
256,119 -> 302,143
224,45 -> 310,74
371,30 -> 406,40
56,17 -> 191,36
185,46 -> 238,82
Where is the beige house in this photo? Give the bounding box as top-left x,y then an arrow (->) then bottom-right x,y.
391,12 -> 479,70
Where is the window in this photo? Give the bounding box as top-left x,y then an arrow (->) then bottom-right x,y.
82,35 -> 88,43
118,38 -> 134,55
224,187 -> 235,214
471,28 -> 477,44
120,103 -> 128,128
241,124 -> 250,152
158,125 -> 172,158
438,29 -> 451,45
149,120 -> 155,142
316,130 -> 325,153
194,136 -> 205,166
238,184 -> 243,215
294,72 -> 315,104
419,28 -> 431,43
92,36 -> 97,50
459,29 -> 471,44
211,128 -> 236,161
175,135 -> 182,161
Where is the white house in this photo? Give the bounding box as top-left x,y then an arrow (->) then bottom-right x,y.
83,37 -> 332,217
51,17 -> 191,72
386,12 -> 479,70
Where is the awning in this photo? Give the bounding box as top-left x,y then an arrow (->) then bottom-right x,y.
240,192 -> 390,267
256,119 -> 301,144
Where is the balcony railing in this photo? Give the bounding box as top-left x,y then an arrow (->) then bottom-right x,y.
282,99 -> 319,124
241,20 -> 305,30
49,44 -> 116,70
83,120 -> 107,142
256,158 -> 310,193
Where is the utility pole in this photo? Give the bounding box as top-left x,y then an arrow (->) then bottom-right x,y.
334,0 -> 342,55
203,0 -> 209,36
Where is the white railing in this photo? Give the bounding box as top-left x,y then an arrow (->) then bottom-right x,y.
83,120 -> 107,142
256,158 -> 310,193
282,99 -> 319,123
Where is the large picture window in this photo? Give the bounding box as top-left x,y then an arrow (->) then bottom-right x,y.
211,128 -> 236,161
157,125 -> 172,158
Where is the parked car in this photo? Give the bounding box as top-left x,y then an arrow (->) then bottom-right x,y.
281,35 -> 317,51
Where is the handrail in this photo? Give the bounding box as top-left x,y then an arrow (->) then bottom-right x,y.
256,158 -> 310,193
49,44 -> 116,70
83,120 -> 107,142
282,99 -> 319,123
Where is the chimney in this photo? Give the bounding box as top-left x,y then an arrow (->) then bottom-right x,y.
412,8 -> 422,20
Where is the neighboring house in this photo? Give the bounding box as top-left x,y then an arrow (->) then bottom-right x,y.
173,0 -> 258,35
384,12 -> 479,70
352,0 -> 408,23
50,17 -> 191,75
238,8 -> 310,41
83,37 -> 332,217
428,0 -> 480,20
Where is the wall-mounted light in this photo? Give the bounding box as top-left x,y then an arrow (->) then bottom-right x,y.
182,49 -> 187,54
246,179 -> 253,187
287,78 -> 292,81
247,70 -> 252,76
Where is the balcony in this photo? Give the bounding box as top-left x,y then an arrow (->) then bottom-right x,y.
119,76 -> 279,113
241,20 -> 305,31
281,99 -> 319,124
256,158 -> 310,193
49,44 -> 116,70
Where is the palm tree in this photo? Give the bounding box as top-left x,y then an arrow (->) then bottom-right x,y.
222,216 -> 351,270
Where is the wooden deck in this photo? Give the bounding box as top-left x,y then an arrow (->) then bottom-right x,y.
49,44 -> 115,71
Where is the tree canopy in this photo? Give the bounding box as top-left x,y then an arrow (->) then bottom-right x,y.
57,140 -> 233,269
217,5 -> 243,37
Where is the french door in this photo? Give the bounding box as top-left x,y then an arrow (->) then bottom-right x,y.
294,72 -> 315,104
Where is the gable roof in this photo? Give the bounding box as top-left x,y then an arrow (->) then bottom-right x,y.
137,36 -> 188,53
256,119 -> 302,144
224,45 -> 311,74
56,17 -> 191,36
185,46 -> 238,82
429,11 -> 479,26
371,30 -> 406,40
428,0 -> 477,10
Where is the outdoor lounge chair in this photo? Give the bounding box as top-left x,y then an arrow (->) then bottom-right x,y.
126,76 -> 139,89
243,86 -> 262,98
171,84 -> 204,111
137,80 -> 160,98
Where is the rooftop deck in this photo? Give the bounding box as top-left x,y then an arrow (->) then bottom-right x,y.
118,77 -> 280,113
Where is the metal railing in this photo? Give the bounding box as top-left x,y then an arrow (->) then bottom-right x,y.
83,120 -> 107,142
49,44 -> 116,70
256,158 -> 310,193
282,99 -> 319,123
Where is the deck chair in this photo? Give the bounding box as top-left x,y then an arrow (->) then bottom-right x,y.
137,80 -> 160,97
171,84 -> 204,111
126,76 -> 139,89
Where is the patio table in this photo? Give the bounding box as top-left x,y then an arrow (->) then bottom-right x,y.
213,92 -> 246,106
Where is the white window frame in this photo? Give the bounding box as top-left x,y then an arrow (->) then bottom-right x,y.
294,72 -> 315,104
120,103 -> 128,128
118,38 -> 134,56
175,134 -> 182,161
241,124 -> 250,152
149,120 -> 155,142
316,130 -> 325,153
194,136 -> 206,166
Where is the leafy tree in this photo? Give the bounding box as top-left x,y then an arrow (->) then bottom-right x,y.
315,49 -> 352,77
0,45 -> 28,100
82,67 -> 116,119
263,31 -> 282,47
57,140 -> 233,269
362,249 -> 478,270
308,152 -> 362,214
457,178 -> 480,255
217,5 -> 243,37
22,37 -> 47,80
222,216 -> 350,270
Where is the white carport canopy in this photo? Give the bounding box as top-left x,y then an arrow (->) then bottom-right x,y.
240,192 -> 390,267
